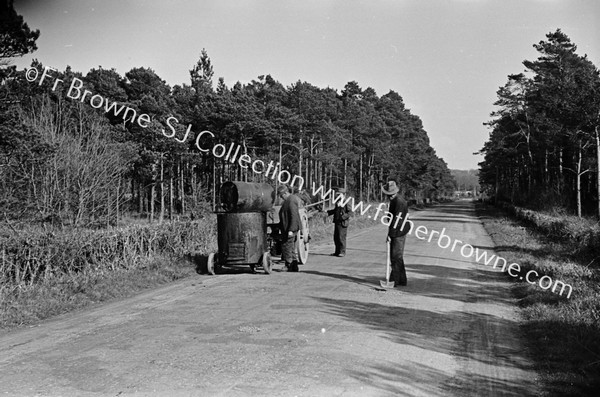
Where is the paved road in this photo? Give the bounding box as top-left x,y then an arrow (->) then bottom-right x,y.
0,200 -> 538,396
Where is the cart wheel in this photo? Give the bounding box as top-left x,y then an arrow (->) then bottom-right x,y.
262,252 -> 272,274
207,253 -> 216,275
297,210 -> 310,264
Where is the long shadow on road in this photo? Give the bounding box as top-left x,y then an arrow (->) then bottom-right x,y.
310,289 -> 535,396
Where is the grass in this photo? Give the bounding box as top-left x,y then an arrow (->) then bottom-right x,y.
476,202 -> 600,396
0,255 -> 197,329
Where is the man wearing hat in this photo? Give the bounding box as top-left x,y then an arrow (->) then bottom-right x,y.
277,184 -> 301,272
382,180 -> 411,286
327,187 -> 352,257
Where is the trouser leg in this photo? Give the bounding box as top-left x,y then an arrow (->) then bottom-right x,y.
338,225 -> 347,255
333,226 -> 341,254
282,232 -> 298,267
389,235 -> 407,286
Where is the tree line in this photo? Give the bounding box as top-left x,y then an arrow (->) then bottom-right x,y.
480,29 -> 600,217
0,5 -> 455,228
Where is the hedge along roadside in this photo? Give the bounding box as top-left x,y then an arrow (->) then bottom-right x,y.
497,200 -> 600,255
0,218 -> 217,286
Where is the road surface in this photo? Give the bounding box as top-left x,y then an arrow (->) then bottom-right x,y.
0,200 -> 538,396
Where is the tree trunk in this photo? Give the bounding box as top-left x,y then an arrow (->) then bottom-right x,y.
379,168 -> 383,202
278,135 -> 282,192
191,163 -> 197,208
212,159 -> 216,211
179,158 -> 185,214
149,184 -> 155,223
558,148 -> 563,194
359,153 -> 363,202
328,166 -> 333,205
596,126 -> 600,219
169,165 -> 174,221
305,157 -> 309,189
298,137 -> 302,182
115,178 -> 120,226
138,181 -> 144,215
343,158 -> 347,190
319,161 -> 324,191
367,153 -> 373,202
137,181 -> 143,214
131,179 -> 136,214
309,137 -> 314,189
159,155 -> 164,223
242,138 -> 248,182
576,141 -> 582,218
544,149 -> 549,185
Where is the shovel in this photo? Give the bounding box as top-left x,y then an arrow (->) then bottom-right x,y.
379,240 -> 395,289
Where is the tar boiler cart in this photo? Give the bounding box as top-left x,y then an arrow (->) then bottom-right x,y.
206,181 -> 310,275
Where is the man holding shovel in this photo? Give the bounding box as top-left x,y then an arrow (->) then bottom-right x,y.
382,181 -> 411,287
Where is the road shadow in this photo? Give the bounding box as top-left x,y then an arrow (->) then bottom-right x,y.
407,263 -> 517,304
414,216 -> 484,224
309,252 -> 334,256
311,294 -> 537,396
302,269 -> 384,290
346,360 -> 535,397
181,253 -> 260,275
404,252 -> 475,265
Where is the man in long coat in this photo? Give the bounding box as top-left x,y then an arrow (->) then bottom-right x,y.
327,188 -> 352,257
382,181 -> 411,286
277,185 -> 301,272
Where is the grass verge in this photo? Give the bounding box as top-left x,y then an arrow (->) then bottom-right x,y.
0,255 -> 196,329
476,202 -> 600,396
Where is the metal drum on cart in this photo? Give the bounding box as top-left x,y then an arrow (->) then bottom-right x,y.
206,181 -> 312,275
207,181 -> 275,275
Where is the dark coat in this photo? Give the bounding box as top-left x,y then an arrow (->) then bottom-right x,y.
388,195 -> 410,237
279,194 -> 301,233
327,204 -> 352,227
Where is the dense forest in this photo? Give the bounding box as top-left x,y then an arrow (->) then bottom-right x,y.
0,6 -> 455,228
479,29 -> 600,217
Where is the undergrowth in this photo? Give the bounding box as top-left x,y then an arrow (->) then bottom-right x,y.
0,217 -> 218,329
0,256 -> 195,328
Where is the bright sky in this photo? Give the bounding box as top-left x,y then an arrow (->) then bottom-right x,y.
12,0 -> 600,170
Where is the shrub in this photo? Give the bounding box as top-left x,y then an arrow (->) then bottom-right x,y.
0,217 -> 217,286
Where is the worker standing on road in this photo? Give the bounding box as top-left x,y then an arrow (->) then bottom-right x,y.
277,185 -> 301,272
327,188 -> 352,257
382,181 -> 411,287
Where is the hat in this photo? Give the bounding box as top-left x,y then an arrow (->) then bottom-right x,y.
381,181 -> 399,195
276,185 -> 289,195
